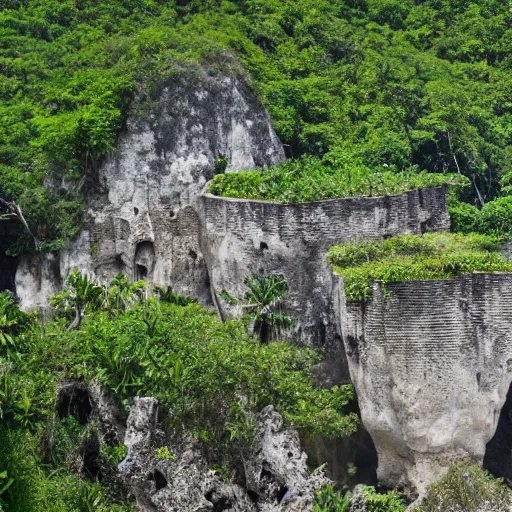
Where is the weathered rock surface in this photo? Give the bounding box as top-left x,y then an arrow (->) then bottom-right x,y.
202,186 -> 450,351
119,400 -> 329,512
349,484 -> 369,512
15,66 -> 284,310
340,273 -> 512,495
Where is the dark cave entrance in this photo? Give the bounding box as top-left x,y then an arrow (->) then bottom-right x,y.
0,222 -> 19,292
0,251 -> 16,292
136,264 -> 148,281
484,382 -> 512,482
134,241 -> 155,282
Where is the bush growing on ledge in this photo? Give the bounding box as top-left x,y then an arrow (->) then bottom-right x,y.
416,463 -> 512,512
208,155 -> 468,203
328,233 -> 512,301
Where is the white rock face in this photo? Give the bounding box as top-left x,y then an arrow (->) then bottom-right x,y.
15,68 -> 285,310
202,186 -> 450,350
339,273 -> 512,495
119,400 -> 328,512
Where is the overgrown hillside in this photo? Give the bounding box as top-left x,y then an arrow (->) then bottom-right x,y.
1,0 -> 512,250
0,276 -> 357,510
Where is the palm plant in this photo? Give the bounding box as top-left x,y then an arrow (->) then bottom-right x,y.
223,275 -> 293,344
101,273 -> 146,315
50,270 -> 104,330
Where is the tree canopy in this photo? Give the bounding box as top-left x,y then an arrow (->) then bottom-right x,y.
0,0 -> 512,250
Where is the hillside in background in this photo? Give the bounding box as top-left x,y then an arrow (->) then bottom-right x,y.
2,2 -> 512,511
0,0 -> 512,251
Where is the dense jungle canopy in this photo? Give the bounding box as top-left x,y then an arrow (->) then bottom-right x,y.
0,0 -> 512,250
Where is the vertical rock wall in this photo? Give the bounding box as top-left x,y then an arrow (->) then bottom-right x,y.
202,186 -> 450,350
339,273 -> 512,494
15,67 -> 285,309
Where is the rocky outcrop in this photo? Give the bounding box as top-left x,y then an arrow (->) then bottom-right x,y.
119,400 -> 329,512
202,186 -> 450,350
339,272 -> 512,495
15,66 -> 285,310
245,405 -> 330,511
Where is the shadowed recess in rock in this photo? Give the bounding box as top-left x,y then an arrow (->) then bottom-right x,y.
484,382 -> 512,483
0,224 -> 18,292
57,384 -> 93,426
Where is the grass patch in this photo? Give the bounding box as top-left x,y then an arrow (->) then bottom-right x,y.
328,233 -> 512,301
208,155 -> 467,203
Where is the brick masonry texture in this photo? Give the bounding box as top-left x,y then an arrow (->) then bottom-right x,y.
340,273 -> 512,493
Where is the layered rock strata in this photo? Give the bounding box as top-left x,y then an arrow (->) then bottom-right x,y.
339,272 -> 512,494
202,186 -> 450,348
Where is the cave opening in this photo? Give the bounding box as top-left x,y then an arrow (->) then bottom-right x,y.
57,384 -> 93,426
0,222 -> 19,292
484,382 -> 512,482
134,241 -> 155,282
136,264 -> 148,281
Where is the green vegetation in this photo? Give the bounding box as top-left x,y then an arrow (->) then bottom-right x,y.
363,487 -> 406,512
314,484 -> 350,512
221,274 -> 294,343
1,0 -> 512,250
450,195 -> 512,241
0,427 -> 135,512
416,463 -> 512,512
0,275 -> 357,509
328,233 -> 512,301
313,484 -> 406,512
209,155 -> 467,202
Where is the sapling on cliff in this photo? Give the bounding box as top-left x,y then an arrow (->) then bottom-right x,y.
221,275 -> 293,343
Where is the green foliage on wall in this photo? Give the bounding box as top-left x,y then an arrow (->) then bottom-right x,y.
328,233 -> 512,300
209,155 -> 467,202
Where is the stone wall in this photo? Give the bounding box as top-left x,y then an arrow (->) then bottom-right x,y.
201,185 -> 450,353
339,273 -> 512,494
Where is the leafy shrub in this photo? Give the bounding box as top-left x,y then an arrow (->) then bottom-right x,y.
363,486 -> 406,512
0,292 -> 33,350
328,233 -> 512,300
314,484 -> 350,512
478,196 -> 512,241
448,199 -> 480,234
73,300 -> 357,444
416,463 -> 512,512
155,285 -> 197,306
209,155 -> 467,203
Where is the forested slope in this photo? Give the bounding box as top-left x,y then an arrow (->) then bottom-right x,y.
0,0 -> 512,251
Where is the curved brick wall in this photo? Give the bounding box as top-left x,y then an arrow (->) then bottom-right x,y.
339,273 -> 512,493
201,185 -> 450,366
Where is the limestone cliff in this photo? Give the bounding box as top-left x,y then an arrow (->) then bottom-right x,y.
339,272 -> 512,495
15,66 -> 285,310
202,186 -> 450,352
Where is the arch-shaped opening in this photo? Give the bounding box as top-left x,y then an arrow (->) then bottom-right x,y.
57,384 -> 93,426
484,382 -> 512,481
260,242 -> 269,251
134,241 -> 155,282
